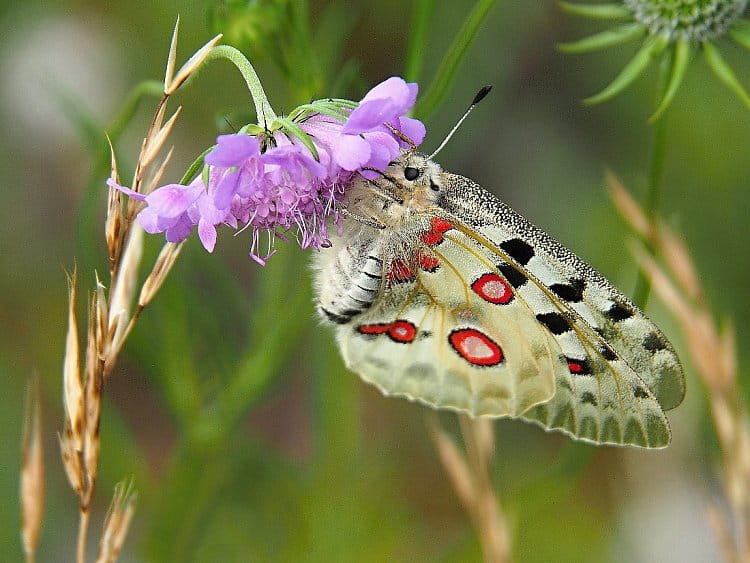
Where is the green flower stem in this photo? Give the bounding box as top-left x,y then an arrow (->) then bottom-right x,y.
203,45 -> 277,126
633,53 -> 672,308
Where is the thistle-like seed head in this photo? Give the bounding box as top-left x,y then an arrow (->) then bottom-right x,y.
625,0 -> 747,41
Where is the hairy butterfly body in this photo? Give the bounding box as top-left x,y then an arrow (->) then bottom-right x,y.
313,153 -> 685,448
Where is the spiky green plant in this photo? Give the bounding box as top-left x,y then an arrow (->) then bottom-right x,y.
561,0 -> 750,120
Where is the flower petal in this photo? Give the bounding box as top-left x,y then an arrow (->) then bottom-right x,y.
197,217 -> 217,252
360,76 -> 416,109
214,169 -> 240,210
343,77 -> 419,134
106,178 -> 146,201
205,134 -> 260,167
164,214 -> 194,242
145,183 -> 204,218
395,116 -> 426,146
362,131 -> 399,170
343,98 -> 398,134
333,134 -> 372,171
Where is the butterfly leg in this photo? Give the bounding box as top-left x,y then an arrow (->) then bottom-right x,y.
339,206 -> 387,230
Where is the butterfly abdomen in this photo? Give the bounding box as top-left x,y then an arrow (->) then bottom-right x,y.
315,236 -> 385,325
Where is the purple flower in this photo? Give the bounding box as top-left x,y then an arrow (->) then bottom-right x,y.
109,76 -> 426,263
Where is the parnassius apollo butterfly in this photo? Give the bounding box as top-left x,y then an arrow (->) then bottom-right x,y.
313,103 -> 685,449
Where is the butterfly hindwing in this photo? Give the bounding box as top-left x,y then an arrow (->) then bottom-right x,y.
335,240 -> 566,417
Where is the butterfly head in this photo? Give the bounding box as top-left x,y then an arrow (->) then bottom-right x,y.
345,152 -> 446,230
392,152 -> 444,200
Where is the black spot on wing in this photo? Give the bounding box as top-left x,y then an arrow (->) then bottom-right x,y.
607,302 -> 634,321
643,331 -> 668,352
550,278 -> 585,303
498,263 -> 527,288
581,391 -> 597,407
499,238 -> 534,265
633,386 -> 650,399
600,344 -> 618,361
536,312 -> 571,335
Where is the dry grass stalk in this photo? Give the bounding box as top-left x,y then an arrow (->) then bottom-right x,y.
167,33 -> 223,95
610,175 -> 750,562
96,481 -> 137,563
20,379 -> 44,563
429,416 -> 512,562
52,20 -> 220,562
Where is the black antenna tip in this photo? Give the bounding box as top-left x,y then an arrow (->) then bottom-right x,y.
472,85 -> 493,105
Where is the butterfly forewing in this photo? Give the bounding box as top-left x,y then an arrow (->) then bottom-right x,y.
440,173 -> 685,413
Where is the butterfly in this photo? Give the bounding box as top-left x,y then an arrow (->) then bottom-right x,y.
312,97 -> 685,449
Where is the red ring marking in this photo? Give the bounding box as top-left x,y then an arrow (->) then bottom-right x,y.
417,249 -> 440,272
357,324 -> 391,335
471,273 -> 513,305
387,320 -> 417,343
449,329 -> 504,366
420,217 -> 454,246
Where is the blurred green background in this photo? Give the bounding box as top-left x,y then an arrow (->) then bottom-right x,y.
2,1 -> 748,561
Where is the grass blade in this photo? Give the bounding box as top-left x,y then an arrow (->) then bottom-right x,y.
413,0 -> 496,119
404,0 -> 435,83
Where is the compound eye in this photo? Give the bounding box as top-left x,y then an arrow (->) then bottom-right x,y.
404,167 -> 420,181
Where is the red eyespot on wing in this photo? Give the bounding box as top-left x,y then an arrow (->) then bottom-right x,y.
420,217 -> 454,246
567,358 -> 591,375
471,273 -> 513,305
417,249 -> 440,272
387,320 -> 417,343
449,329 -> 504,366
387,259 -> 415,284
357,324 -> 391,335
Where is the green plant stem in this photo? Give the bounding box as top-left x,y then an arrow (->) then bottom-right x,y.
203,45 -> 277,126
632,55 -> 671,308
404,0 -> 435,83
413,0 -> 497,119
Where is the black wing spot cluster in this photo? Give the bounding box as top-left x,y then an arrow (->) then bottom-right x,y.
550,278 -> 585,303
536,312 -> 571,335
607,302 -> 634,322
498,263 -> 527,288
500,238 -> 535,265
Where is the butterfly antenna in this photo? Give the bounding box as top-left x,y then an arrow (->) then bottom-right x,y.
428,85 -> 492,159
